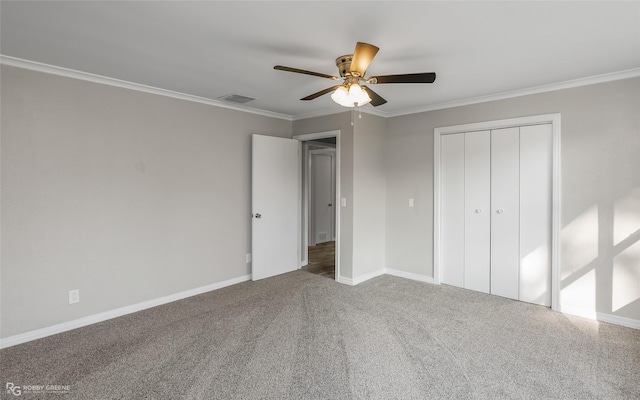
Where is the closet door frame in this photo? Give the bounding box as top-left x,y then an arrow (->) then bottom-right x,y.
433,113 -> 561,311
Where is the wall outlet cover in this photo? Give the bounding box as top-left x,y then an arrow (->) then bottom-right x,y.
69,289 -> 80,304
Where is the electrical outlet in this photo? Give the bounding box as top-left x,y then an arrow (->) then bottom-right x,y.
69,289 -> 79,304
246,253 -> 252,263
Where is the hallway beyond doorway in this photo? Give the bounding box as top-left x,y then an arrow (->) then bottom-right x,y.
302,241 -> 335,280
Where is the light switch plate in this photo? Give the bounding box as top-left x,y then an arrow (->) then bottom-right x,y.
341,198 -> 347,207
409,198 -> 414,207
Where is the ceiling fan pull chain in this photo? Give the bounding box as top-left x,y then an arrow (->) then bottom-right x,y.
351,106 -> 355,126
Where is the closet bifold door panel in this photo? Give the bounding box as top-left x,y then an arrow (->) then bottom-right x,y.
519,124 -> 552,306
490,127 -> 521,300
464,131 -> 491,293
438,120 -> 553,306
440,133 -> 465,288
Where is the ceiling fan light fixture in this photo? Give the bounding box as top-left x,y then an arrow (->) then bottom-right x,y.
348,83 -> 368,102
330,86 -> 350,106
275,41 -> 435,108
331,83 -> 371,107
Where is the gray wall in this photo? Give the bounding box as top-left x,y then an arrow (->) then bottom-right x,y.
3,64 -> 638,340
1,66 -> 292,338
353,114 -> 387,278
385,77 -> 640,320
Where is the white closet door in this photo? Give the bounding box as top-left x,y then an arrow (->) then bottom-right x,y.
490,127 -> 520,300
464,131 -> 491,293
441,133 -> 465,288
519,124 -> 552,305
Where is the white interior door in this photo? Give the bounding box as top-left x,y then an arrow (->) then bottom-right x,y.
440,133 -> 465,287
311,152 -> 334,244
519,124 -> 552,306
464,131 -> 491,293
436,114 -> 558,309
252,134 -> 299,281
490,127 -> 521,300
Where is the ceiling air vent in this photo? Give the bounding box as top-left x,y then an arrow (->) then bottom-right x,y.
218,93 -> 256,104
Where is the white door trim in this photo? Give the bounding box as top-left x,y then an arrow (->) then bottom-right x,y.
294,130 -> 341,281
433,114 -> 561,311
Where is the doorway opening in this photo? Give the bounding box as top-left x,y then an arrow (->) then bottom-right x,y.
294,130 -> 340,281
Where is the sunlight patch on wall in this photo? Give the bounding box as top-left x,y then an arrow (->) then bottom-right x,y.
612,240 -> 640,312
520,244 -> 550,305
561,205 -> 598,280
614,187 -> 640,246
561,269 -> 596,316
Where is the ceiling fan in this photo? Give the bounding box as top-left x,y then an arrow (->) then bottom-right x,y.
274,42 -> 436,108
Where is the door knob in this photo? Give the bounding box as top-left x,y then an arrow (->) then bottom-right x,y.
328,204 -> 332,207
497,209 -> 504,214
255,213 -> 262,218
475,209 -> 482,213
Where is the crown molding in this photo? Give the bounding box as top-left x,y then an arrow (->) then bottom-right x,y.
3,55 -> 638,122
0,55 -> 293,121
387,67 -> 640,118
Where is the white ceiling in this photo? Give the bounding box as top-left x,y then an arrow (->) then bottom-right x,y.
1,1 -> 639,119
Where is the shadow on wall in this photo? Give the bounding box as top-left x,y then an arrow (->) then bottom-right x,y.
561,186 -> 640,318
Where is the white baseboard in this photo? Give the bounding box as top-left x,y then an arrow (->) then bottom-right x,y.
597,312 -> 640,329
336,276 -> 354,285
352,269 -> 386,285
560,305 -> 640,329
337,269 -> 385,286
0,274 -> 251,349
559,304 -> 597,320
384,268 -> 434,284
337,268 -> 433,286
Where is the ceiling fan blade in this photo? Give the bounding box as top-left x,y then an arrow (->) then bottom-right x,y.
369,72 -> 436,84
362,86 -> 387,107
350,42 -> 379,77
301,86 -> 342,101
274,65 -> 339,80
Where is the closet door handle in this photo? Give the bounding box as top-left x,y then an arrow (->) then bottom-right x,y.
475,209 -> 482,213
496,209 -> 504,214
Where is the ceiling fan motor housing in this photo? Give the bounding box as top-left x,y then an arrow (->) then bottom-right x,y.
335,55 -> 354,78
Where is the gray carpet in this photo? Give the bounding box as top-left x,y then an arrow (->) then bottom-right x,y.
1,271 -> 639,399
